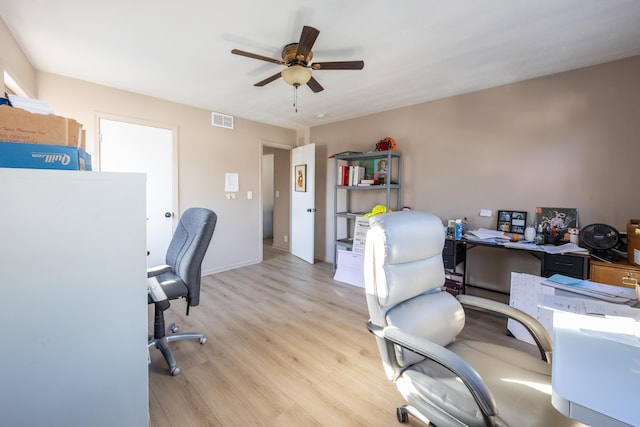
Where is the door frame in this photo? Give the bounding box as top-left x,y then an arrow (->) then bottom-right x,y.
259,140 -> 292,262
96,112 -> 180,231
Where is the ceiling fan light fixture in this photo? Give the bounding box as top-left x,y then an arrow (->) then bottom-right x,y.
281,65 -> 312,86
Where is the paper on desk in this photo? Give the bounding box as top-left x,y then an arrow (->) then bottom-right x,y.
537,294 -> 640,319
503,241 -> 544,251
543,274 -> 636,303
541,243 -> 588,254
465,228 -> 508,240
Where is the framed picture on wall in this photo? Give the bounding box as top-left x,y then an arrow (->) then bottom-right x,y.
295,164 -> 306,192
497,210 -> 527,234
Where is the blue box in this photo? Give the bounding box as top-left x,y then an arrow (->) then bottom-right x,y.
0,141 -> 92,171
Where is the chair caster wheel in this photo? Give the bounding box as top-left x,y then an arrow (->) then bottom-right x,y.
200,337 -> 207,345
170,366 -> 181,376
397,407 -> 409,423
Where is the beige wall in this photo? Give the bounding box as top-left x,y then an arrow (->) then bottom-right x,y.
1,16 -> 298,274
4,13 -> 639,276
312,56 -> 640,264
0,17 -> 36,96
35,72 -> 296,275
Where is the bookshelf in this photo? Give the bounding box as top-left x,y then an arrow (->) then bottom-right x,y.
333,150 -> 402,271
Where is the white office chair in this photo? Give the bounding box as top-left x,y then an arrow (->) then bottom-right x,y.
364,210 -> 585,426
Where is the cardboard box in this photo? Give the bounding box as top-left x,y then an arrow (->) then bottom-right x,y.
627,219 -> 640,265
0,141 -> 92,171
0,105 -> 83,147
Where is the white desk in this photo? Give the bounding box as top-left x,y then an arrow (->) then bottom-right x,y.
509,273 -> 640,426
551,311 -> 640,427
0,169 -> 149,427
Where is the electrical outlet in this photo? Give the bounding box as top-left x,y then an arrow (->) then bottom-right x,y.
480,209 -> 492,217
284,235 -> 288,243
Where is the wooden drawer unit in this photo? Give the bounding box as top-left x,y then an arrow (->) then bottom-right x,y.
542,253 -> 589,279
590,260 -> 640,288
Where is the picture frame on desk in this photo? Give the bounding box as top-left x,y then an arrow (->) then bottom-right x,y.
497,210 -> 527,234
535,207 -> 578,233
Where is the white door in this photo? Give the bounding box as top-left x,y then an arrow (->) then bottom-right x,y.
291,143 -> 315,264
99,118 -> 175,267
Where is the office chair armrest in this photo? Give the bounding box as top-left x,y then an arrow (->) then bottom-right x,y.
372,323 -> 500,420
456,294 -> 553,363
147,264 -> 172,278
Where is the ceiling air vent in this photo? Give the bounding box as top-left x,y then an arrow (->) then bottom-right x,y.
211,112 -> 234,129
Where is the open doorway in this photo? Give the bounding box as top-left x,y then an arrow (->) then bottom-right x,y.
262,144 -> 291,257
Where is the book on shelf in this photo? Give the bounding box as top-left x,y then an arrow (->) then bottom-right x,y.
337,165 -> 349,186
349,165 -> 365,186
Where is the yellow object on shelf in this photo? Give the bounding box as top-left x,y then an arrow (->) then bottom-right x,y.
364,205 -> 387,218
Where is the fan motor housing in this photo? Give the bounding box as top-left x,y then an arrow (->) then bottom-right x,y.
282,43 -> 312,65
580,223 -> 620,250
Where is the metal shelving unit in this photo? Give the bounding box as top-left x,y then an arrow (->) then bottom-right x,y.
333,150 -> 402,271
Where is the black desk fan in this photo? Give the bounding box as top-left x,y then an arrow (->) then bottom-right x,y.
580,223 -> 620,262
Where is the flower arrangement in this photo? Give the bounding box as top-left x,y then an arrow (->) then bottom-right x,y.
545,226 -> 567,244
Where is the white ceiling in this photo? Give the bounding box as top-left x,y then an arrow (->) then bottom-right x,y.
2,0 -> 640,130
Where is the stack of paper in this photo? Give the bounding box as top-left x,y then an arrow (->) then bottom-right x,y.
537,293 -> 640,319
542,274 -> 636,303
465,228 -> 509,241
8,95 -> 53,114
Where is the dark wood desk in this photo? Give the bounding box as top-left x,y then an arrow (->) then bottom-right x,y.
444,238 -> 590,294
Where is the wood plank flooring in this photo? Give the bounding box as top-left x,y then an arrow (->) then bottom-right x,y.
148,244 -> 538,427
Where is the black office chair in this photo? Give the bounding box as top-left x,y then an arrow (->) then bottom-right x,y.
148,207 -> 217,376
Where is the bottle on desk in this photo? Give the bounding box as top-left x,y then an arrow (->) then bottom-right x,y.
454,219 -> 463,240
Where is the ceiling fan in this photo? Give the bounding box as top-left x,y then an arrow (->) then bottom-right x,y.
231,25 -> 364,110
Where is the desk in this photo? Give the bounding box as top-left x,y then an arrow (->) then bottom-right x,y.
508,273 -> 640,425
444,238 -> 589,294
552,310 -> 640,426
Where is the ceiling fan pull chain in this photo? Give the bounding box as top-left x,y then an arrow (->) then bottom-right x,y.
293,85 -> 298,113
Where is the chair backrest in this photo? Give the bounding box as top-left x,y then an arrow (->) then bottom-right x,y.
166,207 -> 217,306
364,211 -> 466,378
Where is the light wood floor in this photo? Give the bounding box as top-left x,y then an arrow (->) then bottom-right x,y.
148,244 -> 538,427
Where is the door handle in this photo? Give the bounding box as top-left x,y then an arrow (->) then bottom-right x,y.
307,208 -> 317,213
164,212 -> 173,218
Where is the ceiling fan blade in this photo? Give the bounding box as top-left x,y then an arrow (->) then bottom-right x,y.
312,60 -> 364,70
231,49 -> 284,65
254,72 -> 282,87
295,26 -> 320,61
307,76 -> 324,93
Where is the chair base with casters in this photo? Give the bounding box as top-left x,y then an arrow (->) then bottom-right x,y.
147,299 -> 207,376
